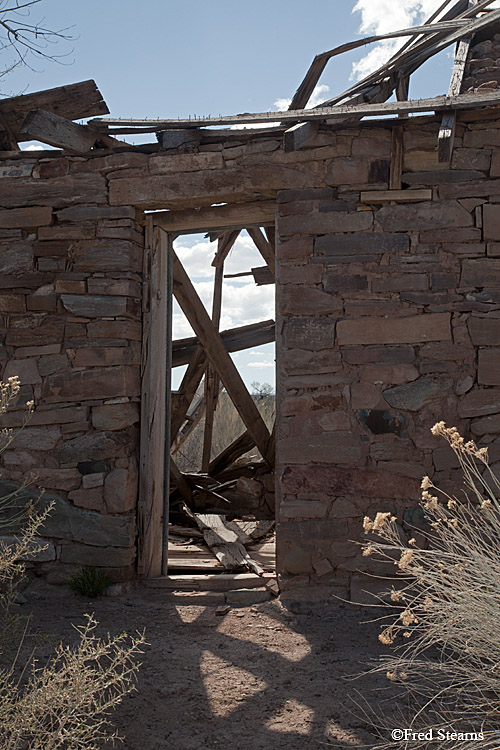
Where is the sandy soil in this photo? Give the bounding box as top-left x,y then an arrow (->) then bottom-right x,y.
18,581 -> 400,750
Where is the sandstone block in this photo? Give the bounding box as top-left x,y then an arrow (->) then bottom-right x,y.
314,232 -> 408,257
452,148 -> 492,171
72,347 -> 136,367
342,345 -> 415,365
280,431 -> 364,465
71,240 -> 142,273
279,209 -> 373,236
329,498 -> 358,517
0,294 -> 25,313
361,364 -> 419,385
14,343 -> 60,358
468,317 -> 500,346
37,354 -> 70,377
61,294 -> 139,318
377,200 -> 472,231
30,468 -> 81,491
372,273 -> 428,292
91,403 -> 140,431
82,472 -> 105,489
54,280 -> 86,294
478,349 -> 500,385
281,286 -> 342,315
0,405 -> 86,428
4,357 -> 41,384
337,313 -> 451,346
43,366 -> 140,403
0,481 -> 135,546
104,462 -> 138,513
68,487 -> 105,511
59,542 -> 135,567
461,259 -> 500,287
403,169 -> 485,185
150,152 -> 224,173
459,389 -> 500,417
326,158 -> 369,185
0,207 -> 52,228
277,188 -> 334,203
56,204 -> 139,222
86,320 -> 141,341
281,465 -> 420,501
471,414 -> 500,435
383,377 -> 442,412
86,278 -> 141,297
484,204 -> 500,241
282,544 -> 314,575
324,273 -> 367,292
350,383 -> 382,410
276,236 -> 313,260
0,243 -> 33,274
283,317 -> 335,351
279,499 -> 328,519
281,348 -> 342,376
11,427 -> 61,451
54,430 -> 133,465
5,316 -> 64,347
0,174 -> 106,209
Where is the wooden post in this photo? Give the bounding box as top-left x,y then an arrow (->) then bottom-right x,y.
161,230 -> 173,577
201,260 -> 224,472
172,250 -> 273,465
390,125 -> 404,191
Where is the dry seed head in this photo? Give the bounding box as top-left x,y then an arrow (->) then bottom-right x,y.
431,421 -> 446,436
421,476 -> 432,490
390,589 -> 402,602
362,544 -> 375,557
379,628 -> 395,645
363,516 -> 373,533
409,538 -> 416,546
386,670 -> 397,681
398,549 -> 414,570
400,609 -> 417,626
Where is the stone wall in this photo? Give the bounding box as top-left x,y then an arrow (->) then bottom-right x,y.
275,114 -> 500,601
0,152 -> 144,582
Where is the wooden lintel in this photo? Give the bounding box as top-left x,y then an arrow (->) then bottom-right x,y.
283,121 -> 319,152
361,189 -> 433,203
172,251 -> 272,465
151,201 -> 276,234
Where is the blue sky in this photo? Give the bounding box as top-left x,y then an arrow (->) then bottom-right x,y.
4,0 -> 468,390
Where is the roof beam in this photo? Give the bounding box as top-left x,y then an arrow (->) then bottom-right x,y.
151,201 -> 276,234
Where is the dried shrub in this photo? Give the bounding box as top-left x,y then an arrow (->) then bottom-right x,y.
361,422 -> 500,749
0,377 -> 145,747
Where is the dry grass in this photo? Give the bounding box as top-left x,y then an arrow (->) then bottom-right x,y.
361,423 -> 500,749
0,377 -> 145,748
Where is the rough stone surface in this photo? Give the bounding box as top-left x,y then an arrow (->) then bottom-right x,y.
337,314 -> 451,346
91,403 -> 140,431
382,378 -> 441,412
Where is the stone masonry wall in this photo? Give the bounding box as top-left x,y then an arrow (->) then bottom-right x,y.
276,114 -> 500,601
0,152 -> 145,583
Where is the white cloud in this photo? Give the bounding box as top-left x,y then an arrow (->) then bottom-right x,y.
351,0 -> 453,80
172,233 -> 275,340
248,360 -> 274,368
22,143 -> 47,151
275,83 -> 331,111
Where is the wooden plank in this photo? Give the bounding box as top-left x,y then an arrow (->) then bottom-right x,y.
137,221 -> 169,578
144,572 -> 275,590
247,227 -> 275,278
172,319 -> 275,368
0,80 -> 109,142
209,430 -> 256,477
157,129 -> 202,149
172,250 -> 272,465
91,92 -> 500,131
151,201 -> 276,234
283,121 -> 319,152
390,126 -> 404,191
252,266 -> 274,286
361,189 -> 433,203
18,109 -> 122,152
194,513 -> 265,574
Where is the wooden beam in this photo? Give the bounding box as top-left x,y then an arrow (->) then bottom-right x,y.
172,319 -> 275,368
283,121 -> 319,152
0,80 -> 109,143
157,129 -> 202,149
209,430 -> 256,477
151,201 -> 276,234
390,126 -> 404,191
252,266 -> 274,286
170,457 -> 194,506
172,250 -> 272,465
171,391 -> 207,455
92,91 -> 500,131
247,227 -> 275,279
18,109 -> 122,153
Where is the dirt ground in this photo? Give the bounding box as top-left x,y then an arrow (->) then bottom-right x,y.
19,581 -> 400,750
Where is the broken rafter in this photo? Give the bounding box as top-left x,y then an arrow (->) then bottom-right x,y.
91,91 -> 500,131
172,318 -> 275,368
19,109 -> 122,153
246,227 -> 275,279
172,251 -> 273,466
